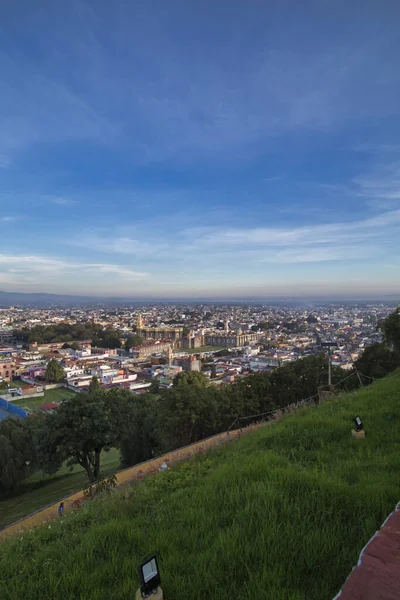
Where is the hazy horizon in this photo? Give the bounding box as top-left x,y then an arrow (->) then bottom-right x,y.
0,289 -> 399,305
1,1 -> 400,297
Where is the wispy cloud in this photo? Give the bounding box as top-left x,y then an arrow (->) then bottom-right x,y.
354,160 -> 400,207
184,210 -> 400,249
257,245 -> 374,264
49,197 -> 78,206
73,234 -> 168,257
0,255 -> 148,285
69,209 -> 400,274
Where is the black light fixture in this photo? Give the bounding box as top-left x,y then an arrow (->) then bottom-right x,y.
354,416 -> 363,432
138,554 -> 161,597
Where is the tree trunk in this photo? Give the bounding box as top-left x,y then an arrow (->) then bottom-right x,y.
93,449 -> 101,480
80,454 -> 96,483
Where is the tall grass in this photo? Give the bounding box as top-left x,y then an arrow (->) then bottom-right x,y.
1,376 -> 400,600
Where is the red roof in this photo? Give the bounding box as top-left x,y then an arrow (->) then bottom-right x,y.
39,402 -> 59,411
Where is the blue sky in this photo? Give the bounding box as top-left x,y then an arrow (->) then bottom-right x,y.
1,0 -> 400,299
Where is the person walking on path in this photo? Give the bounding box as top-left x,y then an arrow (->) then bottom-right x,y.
58,501 -> 64,517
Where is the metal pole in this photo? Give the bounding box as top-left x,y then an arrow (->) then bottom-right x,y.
328,347 -> 331,387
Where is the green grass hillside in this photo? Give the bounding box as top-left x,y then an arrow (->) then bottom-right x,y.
1,375 -> 400,600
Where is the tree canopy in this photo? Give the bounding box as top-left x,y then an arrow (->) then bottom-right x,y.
38,390 -> 133,482
45,358 -> 65,383
173,370 -> 209,388
156,385 -> 221,449
120,395 -> 160,467
124,334 -> 144,351
0,418 -> 37,493
13,322 -> 123,349
380,308 -> 400,351
355,343 -> 400,380
88,375 -> 101,394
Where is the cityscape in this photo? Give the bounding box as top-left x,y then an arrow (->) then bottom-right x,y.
0,301 -> 395,408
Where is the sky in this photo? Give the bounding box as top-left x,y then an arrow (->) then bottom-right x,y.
1,0 -> 400,300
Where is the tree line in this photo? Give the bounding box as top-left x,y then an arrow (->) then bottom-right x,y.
0,355 -> 357,494
13,323 -> 143,350
1,308 -> 399,495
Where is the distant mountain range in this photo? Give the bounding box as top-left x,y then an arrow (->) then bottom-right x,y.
0,290 -> 99,306
0,289 -> 399,308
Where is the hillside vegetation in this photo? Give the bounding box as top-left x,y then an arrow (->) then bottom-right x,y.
1,375 -> 400,600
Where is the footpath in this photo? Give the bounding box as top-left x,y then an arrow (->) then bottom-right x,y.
335,501 -> 400,599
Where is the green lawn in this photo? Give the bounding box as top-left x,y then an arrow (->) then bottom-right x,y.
12,387 -> 77,412
1,375 -> 400,599
43,387 -> 78,404
0,448 -> 121,530
11,396 -> 44,410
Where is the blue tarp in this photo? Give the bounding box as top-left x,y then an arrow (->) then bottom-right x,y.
0,407 -> 9,422
0,397 -> 27,419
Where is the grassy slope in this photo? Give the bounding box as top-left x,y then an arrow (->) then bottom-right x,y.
1,375 -> 400,600
0,448 -> 121,530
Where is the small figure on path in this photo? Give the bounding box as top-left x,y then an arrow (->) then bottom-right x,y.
58,501 -> 64,517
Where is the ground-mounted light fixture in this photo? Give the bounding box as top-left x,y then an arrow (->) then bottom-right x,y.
353,416 -> 363,432
351,415 -> 365,439
137,554 -> 162,598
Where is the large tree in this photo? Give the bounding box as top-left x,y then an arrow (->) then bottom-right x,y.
38,389 -> 133,483
94,328 -> 122,349
0,418 -> 37,493
120,395 -> 160,467
355,343 -> 400,380
173,370 -> 209,388
125,334 -> 144,352
45,358 -> 65,383
156,385 -> 220,450
267,354 -> 357,405
306,314 -> 318,324
380,308 -> 400,351
88,375 -> 101,394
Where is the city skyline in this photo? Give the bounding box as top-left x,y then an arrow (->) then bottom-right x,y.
1,1 -> 400,298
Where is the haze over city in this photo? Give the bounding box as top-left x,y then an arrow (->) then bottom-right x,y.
1,1 -> 400,298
